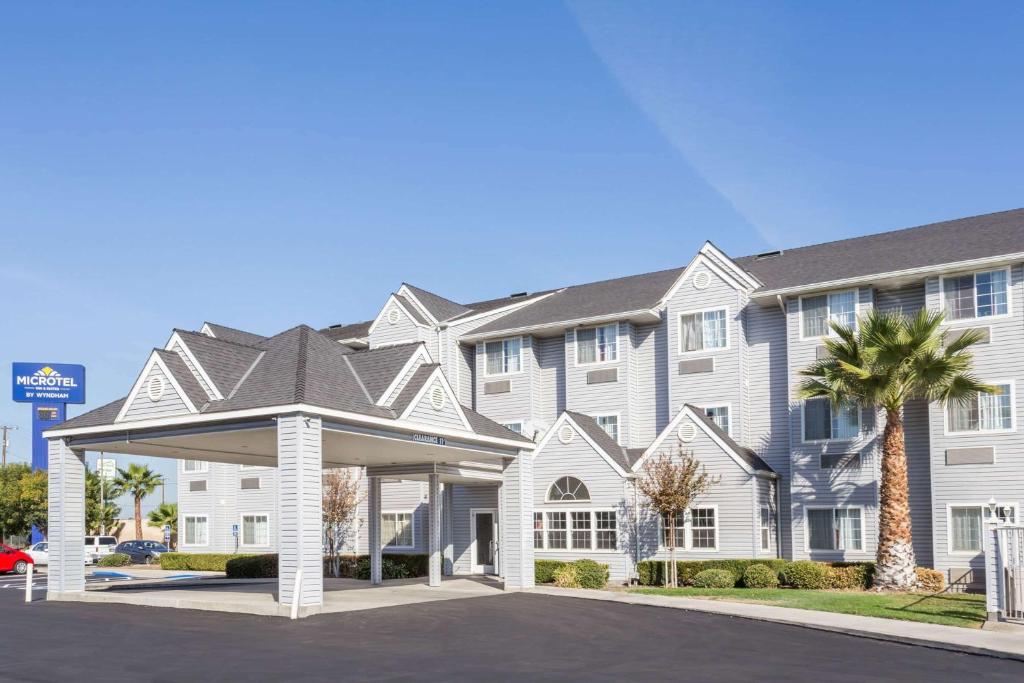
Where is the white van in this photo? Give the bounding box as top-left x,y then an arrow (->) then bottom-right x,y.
84,536 -> 118,560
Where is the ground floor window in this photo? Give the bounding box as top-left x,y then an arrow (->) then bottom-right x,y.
183,515 -> 208,546
807,507 -> 863,551
535,509 -> 617,551
241,514 -> 269,546
660,507 -> 717,551
382,511 -> 414,548
760,507 -> 774,552
950,504 -> 1018,553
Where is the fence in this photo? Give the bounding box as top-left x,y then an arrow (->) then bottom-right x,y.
987,524 -> 1024,622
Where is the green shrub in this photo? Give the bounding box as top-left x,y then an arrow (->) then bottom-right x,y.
782,560 -> 829,589
915,567 -> 945,593
742,563 -> 780,588
571,559 -> 609,589
159,553 -> 260,572
552,564 -> 580,588
226,554 -> 278,579
636,559 -> 790,587
355,557 -> 410,581
536,559 -> 569,584
826,562 -> 875,590
98,553 -> 132,567
692,568 -> 737,588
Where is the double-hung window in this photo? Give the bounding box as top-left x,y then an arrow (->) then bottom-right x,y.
536,510 -> 617,551
576,324 -> 618,364
241,514 -> 269,546
660,508 -> 717,550
947,383 -> 1013,433
570,511 -> 593,550
533,513 -> 544,549
803,398 -> 859,441
704,406 -> 731,435
382,512 -> 414,548
943,269 -> 1009,320
807,508 -> 863,551
596,415 -> 619,443
679,309 -> 727,353
545,512 -> 567,549
183,515 -> 208,546
485,337 -> 522,375
182,460 -> 208,474
950,504 -> 1017,553
760,507 -> 774,552
801,290 -> 857,338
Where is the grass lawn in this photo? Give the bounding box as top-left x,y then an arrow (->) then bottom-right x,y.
628,587 -> 987,629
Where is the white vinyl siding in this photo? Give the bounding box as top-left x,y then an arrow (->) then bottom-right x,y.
801,290 -> 857,338
807,508 -> 863,551
576,324 -> 618,364
946,383 -> 1013,433
679,309 -> 727,353
485,337 -> 522,376
942,269 -> 1009,320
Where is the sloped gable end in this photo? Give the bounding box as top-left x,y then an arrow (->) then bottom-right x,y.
116,352 -> 199,423
633,405 -> 755,476
534,413 -> 630,478
399,370 -> 472,432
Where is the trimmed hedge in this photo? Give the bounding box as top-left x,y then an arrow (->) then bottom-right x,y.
540,559 -> 610,589
915,567 -> 945,593
826,562 -> 875,590
742,563 -> 780,589
572,559 -> 610,589
159,553 -> 260,572
553,563 -> 580,588
637,559 -> 790,587
692,568 -> 736,588
782,560 -> 830,589
355,557 -> 410,581
161,552 -> 431,579
536,559 -> 569,584
226,554 -> 277,579
98,553 -> 132,567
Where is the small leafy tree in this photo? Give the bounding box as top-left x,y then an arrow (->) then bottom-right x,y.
147,503 -> 178,548
110,464 -> 163,540
323,468 -> 363,578
0,465 -> 48,542
86,470 -> 122,536
636,448 -> 718,587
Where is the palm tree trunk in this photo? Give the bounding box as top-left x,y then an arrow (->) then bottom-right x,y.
874,407 -> 917,590
135,496 -> 143,540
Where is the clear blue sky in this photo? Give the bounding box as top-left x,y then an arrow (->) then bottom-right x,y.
2,2 -> 1022,513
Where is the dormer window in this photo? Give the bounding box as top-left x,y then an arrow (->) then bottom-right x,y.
800,290 -> 857,339
576,324 -> 618,364
942,269 -> 1009,321
485,337 -> 522,376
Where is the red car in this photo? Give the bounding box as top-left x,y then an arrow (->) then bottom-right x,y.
0,544 -> 33,574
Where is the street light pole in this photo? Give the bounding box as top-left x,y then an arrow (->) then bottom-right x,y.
0,425 -> 17,467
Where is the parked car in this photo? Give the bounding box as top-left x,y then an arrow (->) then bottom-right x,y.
26,542 -> 94,566
0,544 -> 34,574
113,540 -> 169,565
84,535 -> 118,560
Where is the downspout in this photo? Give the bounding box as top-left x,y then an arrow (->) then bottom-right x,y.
774,478 -> 783,559
632,479 -> 641,583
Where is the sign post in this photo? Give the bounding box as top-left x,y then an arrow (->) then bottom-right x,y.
12,362 -> 86,543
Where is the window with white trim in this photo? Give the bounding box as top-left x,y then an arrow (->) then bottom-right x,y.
679,309 -> 727,352
183,515 -> 208,545
536,509 -> 617,551
950,504 -> 1017,553
943,269 -> 1009,320
382,512 -> 414,548
596,415 -> 619,443
547,476 -> 590,502
241,514 -> 269,546
807,508 -> 862,551
947,384 -> 1013,432
576,324 -> 618,364
801,290 -> 857,338
803,398 -> 859,441
760,507 -> 773,552
485,338 -> 522,375
182,460 -> 208,474
501,422 -> 524,435
660,508 -> 717,550
704,406 -> 731,435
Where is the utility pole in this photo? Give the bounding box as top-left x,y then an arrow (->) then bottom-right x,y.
0,425 -> 16,467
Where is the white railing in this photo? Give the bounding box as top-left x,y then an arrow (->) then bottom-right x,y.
998,525 -> 1024,621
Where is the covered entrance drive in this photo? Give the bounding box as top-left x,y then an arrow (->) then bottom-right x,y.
44,407 -> 535,618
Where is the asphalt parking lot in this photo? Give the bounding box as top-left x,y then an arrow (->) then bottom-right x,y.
2,584 -> 1022,682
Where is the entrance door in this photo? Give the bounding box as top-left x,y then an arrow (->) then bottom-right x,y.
471,509 -> 498,574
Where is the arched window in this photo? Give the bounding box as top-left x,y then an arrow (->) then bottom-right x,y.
547,476 -> 590,502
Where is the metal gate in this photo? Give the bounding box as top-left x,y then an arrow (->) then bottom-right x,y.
996,525 -> 1024,621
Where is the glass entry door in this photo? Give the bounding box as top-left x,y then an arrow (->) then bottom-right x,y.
471,509 -> 498,574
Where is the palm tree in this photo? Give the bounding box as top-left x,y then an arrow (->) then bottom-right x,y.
111,464 -> 164,540
799,308 -> 992,590
147,502 -> 178,549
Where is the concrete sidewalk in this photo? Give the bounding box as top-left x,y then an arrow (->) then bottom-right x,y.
532,586 -> 1024,661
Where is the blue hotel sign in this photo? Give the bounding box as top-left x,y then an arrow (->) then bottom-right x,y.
12,362 -> 86,404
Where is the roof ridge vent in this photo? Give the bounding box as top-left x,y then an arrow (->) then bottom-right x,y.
754,250 -> 783,260
509,291 -> 528,298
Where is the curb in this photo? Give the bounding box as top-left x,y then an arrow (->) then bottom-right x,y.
531,587 -> 1024,663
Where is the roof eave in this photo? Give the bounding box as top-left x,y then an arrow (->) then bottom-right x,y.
459,308 -> 662,343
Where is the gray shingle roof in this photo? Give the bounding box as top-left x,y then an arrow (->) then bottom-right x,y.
462,407 -> 532,442
174,330 -> 263,397
467,267 -> 684,336
344,343 -> 423,403
394,294 -> 429,325
155,349 -> 210,409
736,208 -> 1024,292
684,404 -> 775,474
388,363 -> 437,415
320,320 -> 372,342
202,322 -> 266,346
564,410 -> 633,471
402,284 -> 471,322
57,397 -> 126,429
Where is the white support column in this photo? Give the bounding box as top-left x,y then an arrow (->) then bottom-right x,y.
442,484 -> 454,576
276,414 -> 323,616
47,438 -> 86,598
428,473 -> 441,587
368,475 -> 382,585
985,522 -> 1002,621
500,452 -> 534,590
